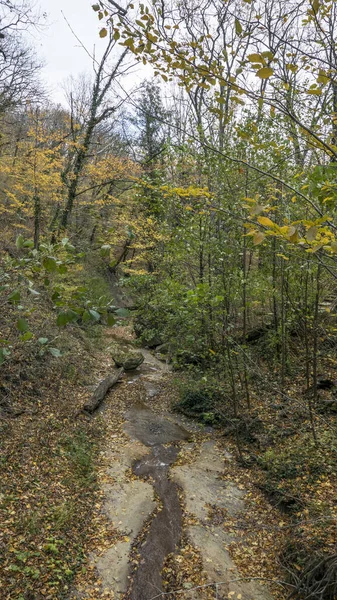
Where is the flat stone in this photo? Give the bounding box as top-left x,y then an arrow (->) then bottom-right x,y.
189,525 -> 272,600
95,541 -> 131,592
172,441 -> 245,520
102,479 -> 155,534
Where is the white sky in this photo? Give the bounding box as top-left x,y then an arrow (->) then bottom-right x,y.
34,0 -> 147,105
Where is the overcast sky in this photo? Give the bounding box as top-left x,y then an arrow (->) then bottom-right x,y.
34,0 -> 146,105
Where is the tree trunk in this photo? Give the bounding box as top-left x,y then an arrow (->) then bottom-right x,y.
82,368 -> 123,414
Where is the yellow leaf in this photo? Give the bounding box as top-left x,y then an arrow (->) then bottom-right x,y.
257,216 -> 275,227
235,18 -> 242,35
261,51 -> 274,60
250,204 -> 264,215
311,243 -> 324,253
256,67 -> 274,79
306,225 -> 318,242
248,53 -> 263,63
317,69 -> 329,85
277,253 -> 289,260
288,229 -> 299,243
306,88 -> 322,96
253,231 -> 265,245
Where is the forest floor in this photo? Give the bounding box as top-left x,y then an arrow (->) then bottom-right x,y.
69,325 -> 288,600
2,290 -> 335,600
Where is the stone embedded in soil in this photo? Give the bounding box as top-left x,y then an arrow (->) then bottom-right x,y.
172,440 -> 245,520
172,440 -> 273,600
102,479 -> 155,534
189,525 -> 272,600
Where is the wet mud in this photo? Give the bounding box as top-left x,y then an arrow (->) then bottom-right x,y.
124,403 -> 189,600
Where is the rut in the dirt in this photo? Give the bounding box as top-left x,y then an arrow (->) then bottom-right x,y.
124,403 -> 190,600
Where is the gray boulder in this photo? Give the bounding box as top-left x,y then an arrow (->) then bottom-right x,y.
112,350 -> 144,371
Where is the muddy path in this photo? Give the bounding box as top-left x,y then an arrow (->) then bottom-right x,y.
125,403 -> 189,600
74,338 -> 279,600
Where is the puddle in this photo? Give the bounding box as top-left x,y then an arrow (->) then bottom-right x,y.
124,402 -> 190,447
124,403 -> 190,600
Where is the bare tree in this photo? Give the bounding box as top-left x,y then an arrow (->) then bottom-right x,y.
0,0 -> 43,113
60,36 -> 130,228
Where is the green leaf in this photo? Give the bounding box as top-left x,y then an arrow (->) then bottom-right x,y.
100,244 -> 111,257
43,256 -> 57,273
16,235 -> 25,249
21,331 -> 33,342
8,564 -> 21,572
23,240 -> 34,248
38,338 -> 49,345
115,307 -> 130,317
99,27 -> 108,38
8,290 -> 21,304
82,310 -> 92,323
0,348 -> 10,365
52,290 -> 61,302
57,310 -> 78,327
92,3 -> 100,11
89,309 -> 101,321
17,318 -> 29,332
57,312 -> 69,327
107,313 -> 116,326
58,264 -> 68,274
49,347 -> 62,358
235,18 -> 242,35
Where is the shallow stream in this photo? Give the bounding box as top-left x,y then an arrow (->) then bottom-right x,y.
124,403 -> 189,599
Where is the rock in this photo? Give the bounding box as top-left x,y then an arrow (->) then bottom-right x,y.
155,342 -> 169,354
145,334 -> 163,348
112,350 -> 144,371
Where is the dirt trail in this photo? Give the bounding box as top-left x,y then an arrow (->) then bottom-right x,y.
74,340 -> 275,600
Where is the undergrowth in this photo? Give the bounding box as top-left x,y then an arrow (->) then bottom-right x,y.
0,258 -> 113,599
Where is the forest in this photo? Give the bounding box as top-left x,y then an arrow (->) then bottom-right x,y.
0,0 -> 337,599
